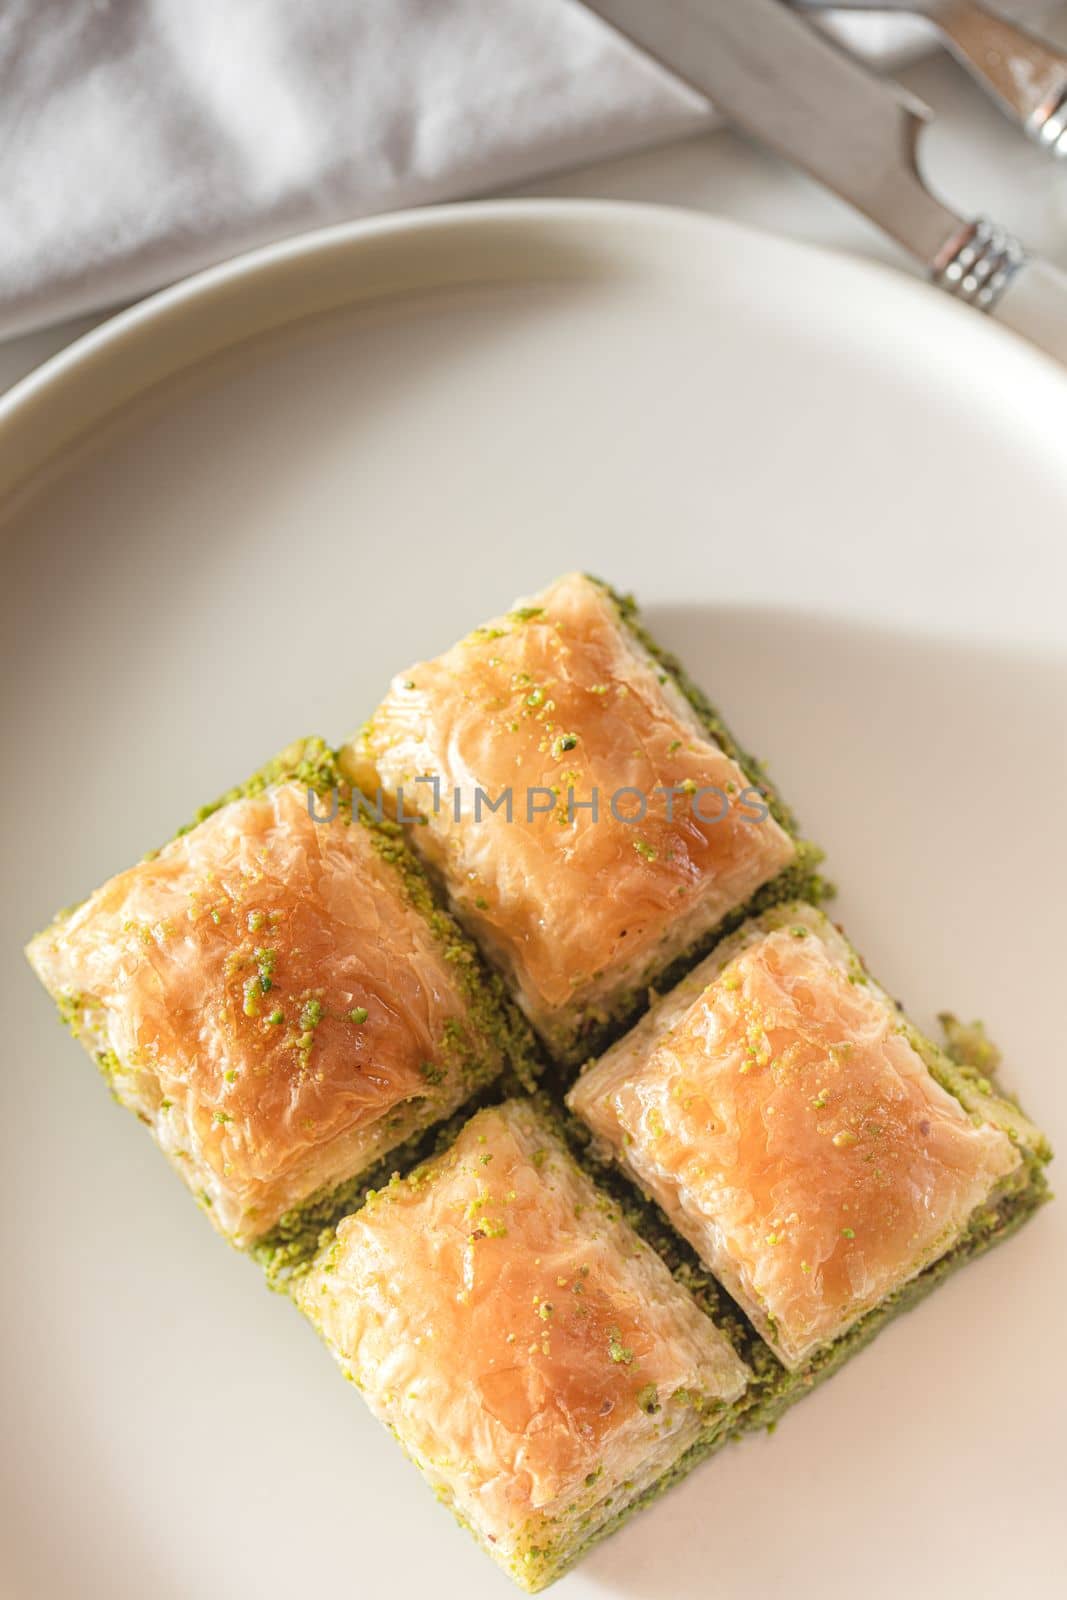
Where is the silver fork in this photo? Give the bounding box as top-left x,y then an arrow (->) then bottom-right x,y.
796,0 -> 1067,149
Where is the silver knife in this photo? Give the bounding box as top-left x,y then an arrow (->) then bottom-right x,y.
582,0 -> 1067,367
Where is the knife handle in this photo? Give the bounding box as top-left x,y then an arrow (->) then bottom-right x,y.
929,218 -> 1067,370
933,218 -> 1025,309
991,256 -> 1067,367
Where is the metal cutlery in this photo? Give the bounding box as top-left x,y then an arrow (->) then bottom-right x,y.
582,0 -> 1067,364
796,0 -> 1067,150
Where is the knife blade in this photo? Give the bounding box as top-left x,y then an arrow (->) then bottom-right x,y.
582,0 -> 1067,366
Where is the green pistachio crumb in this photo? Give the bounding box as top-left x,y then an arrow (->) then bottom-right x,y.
256,948 -> 277,984
607,1327 -> 635,1365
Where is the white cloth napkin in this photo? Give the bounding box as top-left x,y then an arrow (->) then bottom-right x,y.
0,0 -> 711,339
0,0 -> 1042,341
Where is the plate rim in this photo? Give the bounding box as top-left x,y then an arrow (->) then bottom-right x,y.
4,194 -> 1067,504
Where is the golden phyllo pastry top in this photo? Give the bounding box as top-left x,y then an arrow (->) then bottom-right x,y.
297,1100 -> 748,1589
569,904 -> 1021,1369
350,573 -> 796,1052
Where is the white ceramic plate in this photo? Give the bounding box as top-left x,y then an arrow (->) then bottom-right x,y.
2,201 -> 1065,1600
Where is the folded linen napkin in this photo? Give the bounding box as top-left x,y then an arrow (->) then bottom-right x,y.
0,0 -> 1045,340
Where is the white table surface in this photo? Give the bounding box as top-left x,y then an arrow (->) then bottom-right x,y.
3,10 -> 1067,397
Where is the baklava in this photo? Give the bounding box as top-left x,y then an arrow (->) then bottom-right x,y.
568,902 -> 1050,1373
296,1100 -> 750,1590
27,739 -> 521,1250
347,572 -> 821,1061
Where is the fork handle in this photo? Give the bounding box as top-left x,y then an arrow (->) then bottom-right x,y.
932,1 -> 1067,144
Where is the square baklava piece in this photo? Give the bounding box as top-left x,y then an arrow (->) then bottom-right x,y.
26,739 -> 518,1250
346,572 -> 820,1061
295,1100 -> 749,1591
568,903 -> 1050,1374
